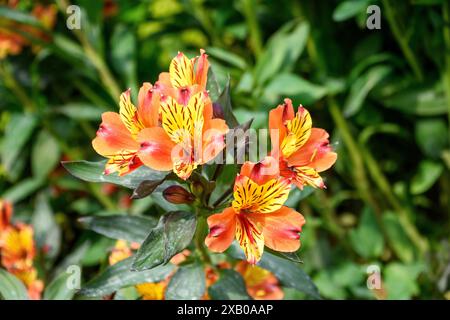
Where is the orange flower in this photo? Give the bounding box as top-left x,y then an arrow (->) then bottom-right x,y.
0,223 -> 36,271
0,219 -> 44,300
205,157 -> 306,264
236,261 -> 283,300
92,83 -> 160,176
0,199 -> 12,231
94,51 -> 227,180
269,98 -> 337,189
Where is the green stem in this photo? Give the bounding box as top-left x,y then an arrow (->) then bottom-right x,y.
241,0 -> 263,58
0,62 -> 36,112
194,214 -> 211,264
443,1 -> 450,143
382,0 -> 424,81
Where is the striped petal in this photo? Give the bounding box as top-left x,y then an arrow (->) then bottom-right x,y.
280,106 -> 312,158
92,112 -> 139,157
104,150 -> 142,176
292,166 -> 325,189
232,176 -> 291,214
119,89 -> 145,138
169,52 -> 195,88
236,213 -> 265,264
248,206 -> 305,252
205,207 -> 237,253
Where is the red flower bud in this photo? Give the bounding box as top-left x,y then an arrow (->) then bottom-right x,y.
163,185 -> 195,204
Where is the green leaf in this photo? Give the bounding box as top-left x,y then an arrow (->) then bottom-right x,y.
111,24 -> 137,91
43,272 -> 76,300
208,270 -> 251,300
382,212 -> 416,263
62,160 -> 167,189
32,193 -> 61,259
383,84 -> 448,116
384,263 -> 423,299
2,177 -> 44,202
410,160 -> 443,195
32,130 -> 61,180
79,257 -> 175,297
333,0 -> 371,22
132,211 -> 196,271
255,21 -> 309,86
284,186 -> 315,207
265,73 -> 327,105
348,207 -> 384,259
215,77 -> 239,128
1,113 -> 37,172
57,103 -> 104,120
415,119 -> 448,159
79,215 -> 158,244
0,269 -> 29,300
344,65 -> 392,117
207,47 -> 247,70
165,263 -> 206,300
227,243 -> 320,299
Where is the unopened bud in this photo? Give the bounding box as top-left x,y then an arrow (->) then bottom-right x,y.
163,185 -> 195,204
190,181 -> 204,198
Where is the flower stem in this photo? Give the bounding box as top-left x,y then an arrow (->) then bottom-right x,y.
56,0 -> 122,101
382,0 -> 424,82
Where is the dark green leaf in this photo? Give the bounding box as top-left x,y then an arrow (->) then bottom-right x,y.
215,77 -> 239,128
57,103 -> 104,120
79,215 -> 158,244
227,243 -> 320,299
62,160 -> 167,189
1,113 -> 37,172
0,269 -> 29,300
2,177 -> 44,202
32,193 -> 61,259
43,272 -> 76,300
383,212 -> 416,263
132,211 -> 196,271
165,263 -> 206,300
32,130 -> 61,180
333,0 -> 371,22
415,119 -> 448,159
208,269 -> 251,300
79,257 -> 175,297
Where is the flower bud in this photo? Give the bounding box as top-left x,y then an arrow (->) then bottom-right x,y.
190,181 -> 204,198
163,185 -> 195,204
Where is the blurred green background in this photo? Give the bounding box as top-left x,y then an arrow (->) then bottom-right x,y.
0,0 -> 449,299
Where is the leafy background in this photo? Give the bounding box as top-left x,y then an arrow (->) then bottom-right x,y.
0,0 -> 449,300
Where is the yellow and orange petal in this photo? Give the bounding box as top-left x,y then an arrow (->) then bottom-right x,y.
232,175 -> 291,214
0,223 -> 35,271
205,207 -> 237,253
136,281 -> 167,300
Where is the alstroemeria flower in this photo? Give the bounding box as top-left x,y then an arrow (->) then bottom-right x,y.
13,267 -> 44,300
205,157 -> 306,264
269,98 -> 337,189
92,83 -> 160,176
137,91 -> 228,180
235,261 -> 283,300
0,223 -> 36,271
157,50 -> 209,105
0,199 -> 12,231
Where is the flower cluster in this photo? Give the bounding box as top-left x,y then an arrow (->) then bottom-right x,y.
92,50 -> 228,180
92,49 -> 336,265
0,200 -> 43,299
